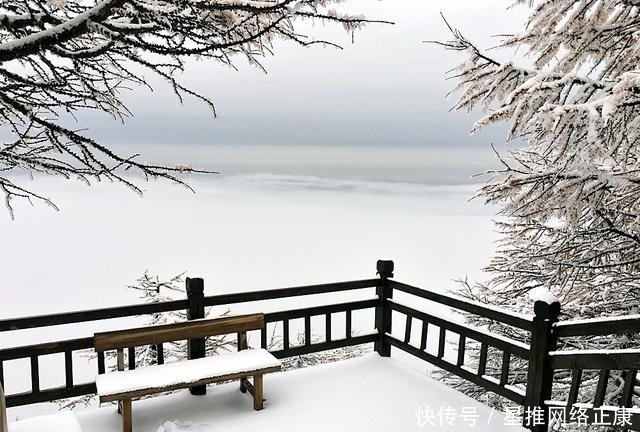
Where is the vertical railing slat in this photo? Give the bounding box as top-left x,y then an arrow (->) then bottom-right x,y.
304,316 -> 311,347
283,320 -> 290,351
30,356 -> 39,393
261,325 -> 267,349
404,315 -> 412,344
325,313 -> 332,342
346,310 -> 352,340
420,321 -> 428,351
500,352 -> 510,386
456,335 -> 466,367
97,351 -> 106,375
116,349 -> 124,372
593,369 -> 610,408
437,327 -> 446,359
64,350 -> 73,388
156,343 -> 164,365
621,370 -> 637,408
478,342 -> 488,376
568,369 -> 582,405
128,347 -> 135,370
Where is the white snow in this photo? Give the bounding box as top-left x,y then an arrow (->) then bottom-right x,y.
550,348 -> 640,356
0,0 -> 120,54
9,411 -> 82,432
96,349 -> 281,397
80,355 -> 525,431
556,314 -> 640,327
528,287 -> 559,305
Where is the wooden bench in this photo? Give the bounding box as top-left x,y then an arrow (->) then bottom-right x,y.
94,313 -> 281,432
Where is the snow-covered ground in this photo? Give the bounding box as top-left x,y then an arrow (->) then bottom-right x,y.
2,144 -> 502,423
10,355 -> 526,432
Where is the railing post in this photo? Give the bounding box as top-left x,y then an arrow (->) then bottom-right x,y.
186,277 -> 206,396
374,260 -> 394,357
524,299 -> 560,431
1,383 -> 7,432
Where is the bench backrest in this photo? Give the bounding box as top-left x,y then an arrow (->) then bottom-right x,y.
94,313 -> 264,353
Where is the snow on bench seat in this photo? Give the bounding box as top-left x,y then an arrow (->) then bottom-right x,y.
96,349 -> 281,398
10,412 -> 82,432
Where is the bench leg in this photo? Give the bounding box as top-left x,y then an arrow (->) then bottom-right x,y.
121,398 -> 132,432
253,375 -> 263,411
240,377 -> 247,394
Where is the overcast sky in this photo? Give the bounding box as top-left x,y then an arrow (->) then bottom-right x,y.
83,0 -> 529,153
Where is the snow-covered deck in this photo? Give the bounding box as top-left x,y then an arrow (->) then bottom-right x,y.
13,354 -> 526,431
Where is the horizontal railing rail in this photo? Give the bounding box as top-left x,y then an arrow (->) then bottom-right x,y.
550,349 -> 640,370
0,338 -> 94,362
0,300 -> 189,332
388,280 -> 533,331
203,279 -> 382,307
555,315 -> 640,337
0,279 -> 382,333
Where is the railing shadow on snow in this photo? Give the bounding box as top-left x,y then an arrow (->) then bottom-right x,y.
1,260 -> 639,431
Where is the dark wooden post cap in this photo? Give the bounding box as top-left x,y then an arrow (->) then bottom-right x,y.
376,260 -> 394,279
186,277 -> 204,295
533,300 -> 560,320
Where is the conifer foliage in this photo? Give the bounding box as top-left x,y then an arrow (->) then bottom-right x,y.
440,0 -> 640,411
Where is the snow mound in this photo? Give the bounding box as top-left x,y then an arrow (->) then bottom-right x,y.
156,420 -> 197,431
528,287 -> 559,305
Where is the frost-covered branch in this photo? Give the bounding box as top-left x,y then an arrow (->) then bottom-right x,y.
0,0 -> 390,217
437,0 -> 640,420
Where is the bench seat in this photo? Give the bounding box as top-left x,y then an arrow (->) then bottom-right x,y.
96,348 -> 281,402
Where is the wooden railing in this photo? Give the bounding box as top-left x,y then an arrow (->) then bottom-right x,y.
2,260 -> 640,431
543,317 -> 640,431
381,279 -> 532,406
0,275 -> 382,408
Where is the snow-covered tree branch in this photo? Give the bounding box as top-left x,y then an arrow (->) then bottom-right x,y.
0,0 -> 389,217
437,0 -> 640,415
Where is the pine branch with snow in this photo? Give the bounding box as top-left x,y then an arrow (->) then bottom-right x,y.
0,0 -> 390,217
437,0 -> 640,418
